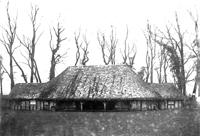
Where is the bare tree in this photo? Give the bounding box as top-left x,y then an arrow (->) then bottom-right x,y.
80,35 -> 89,66
109,27 -> 118,65
74,31 -> 90,66
18,5 -> 42,83
163,47 -> 169,83
153,14 -> 194,95
0,2 -> 17,89
188,12 -> 200,96
155,46 -> 163,84
175,14 -> 186,95
97,26 -> 117,65
155,40 -> 169,83
29,5 -> 41,83
12,57 -> 28,83
144,22 -> 156,83
121,26 -> 137,68
144,46 -> 150,83
74,31 -> 81,66
49,22 -> 67,80
97,32 -> 109,65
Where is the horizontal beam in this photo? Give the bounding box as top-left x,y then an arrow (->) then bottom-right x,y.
9,98 -> 184,102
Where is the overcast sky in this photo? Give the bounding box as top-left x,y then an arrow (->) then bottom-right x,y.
0,0 -> 200,94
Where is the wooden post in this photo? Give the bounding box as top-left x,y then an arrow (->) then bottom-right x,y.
103,102 -> 107,111
181,100 -> 183,108
40,101 -> 42,110
18,101 -> 20,110
129,101 -> 132,111
24,101 -> 26,110
26,101 -> 29,110
80,102 -> 83,111
178,100 -> 179,108
173,100 -> 175,109
119,101 -> 122,111
41,101 -> 43,110
140,100 -> 142,111
19,101 -> 21,110
178,101 -> 180,108
19,101 -> 23,110
16,101 -> 18,110
39,101 -> 41,110
43,101 -> 44,110
36,100 -> 37,110
29,100 -> 31,111
17,101 -> 19,110
167,100 -> 169,109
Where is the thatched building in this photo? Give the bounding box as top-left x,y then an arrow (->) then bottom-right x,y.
9,65 -> 183,111
150,83 -> 184,109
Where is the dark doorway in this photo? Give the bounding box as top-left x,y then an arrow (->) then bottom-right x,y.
83,100 -> 104,111
106,101 -> 117,111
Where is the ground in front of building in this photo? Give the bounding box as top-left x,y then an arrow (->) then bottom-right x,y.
0,108 -> 200,136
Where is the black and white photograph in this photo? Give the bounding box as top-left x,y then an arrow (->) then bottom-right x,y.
0,0 -> 200,135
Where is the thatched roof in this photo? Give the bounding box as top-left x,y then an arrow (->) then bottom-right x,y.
10,65 -> 161,99
10,83 -> 49,99
42,65 -> 161,99
150,83 -> 184,99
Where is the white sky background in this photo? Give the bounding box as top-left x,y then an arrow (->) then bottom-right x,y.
0,0 -> 200,94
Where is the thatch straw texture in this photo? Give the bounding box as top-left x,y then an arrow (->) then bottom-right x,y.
41,65 -> 160,99
10,65 -> 161,99
150,83 -> 184,99
10,83 -> 48,99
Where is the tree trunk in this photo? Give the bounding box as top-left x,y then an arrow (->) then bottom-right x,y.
192,82 -> 197,96
10,54 -> 14,89
12,57 -> 27,83
196,59 -> 200,96
180,46 -> 186,95
30,57 -> 34,83
163,58 -> 168,83
150,58 -> 153,83
49,54 -> 56,80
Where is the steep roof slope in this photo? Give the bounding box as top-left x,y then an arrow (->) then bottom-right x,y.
41,65 -> 161,99
10,65 -> 161,99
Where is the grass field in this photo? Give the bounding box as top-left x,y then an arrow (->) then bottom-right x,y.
0,108 -> 200,136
